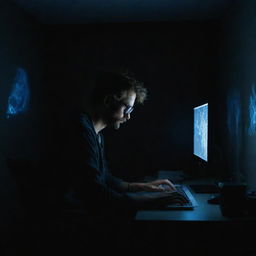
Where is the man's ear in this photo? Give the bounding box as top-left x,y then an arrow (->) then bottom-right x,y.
103,95 -> 114,108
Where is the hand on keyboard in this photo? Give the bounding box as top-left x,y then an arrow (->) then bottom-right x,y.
144,179 -> 176,192
127,185 -> 190,208
133,190 -> 189,206
158,184 -> 177,192
157,191 -> 190,206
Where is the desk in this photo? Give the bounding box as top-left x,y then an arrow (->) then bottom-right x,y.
136,170 -> 255,222
133,172 -> 256,255
136,193 -> 228,221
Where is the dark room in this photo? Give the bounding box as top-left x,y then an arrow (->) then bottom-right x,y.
1,0 -> 256,255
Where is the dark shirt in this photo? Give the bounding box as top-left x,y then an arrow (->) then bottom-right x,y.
67,112 -> 134,216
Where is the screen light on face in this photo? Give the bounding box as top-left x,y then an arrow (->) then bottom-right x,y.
194,103 -> 208,161
6,68 -> 30,118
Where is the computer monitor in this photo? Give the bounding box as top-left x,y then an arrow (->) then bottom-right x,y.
193,103 -> 208,162
191,103 -> 218,191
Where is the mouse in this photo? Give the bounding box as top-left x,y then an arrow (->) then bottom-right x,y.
207,195 -> 220,204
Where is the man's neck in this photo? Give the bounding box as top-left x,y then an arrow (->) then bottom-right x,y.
91,115 -> 107,134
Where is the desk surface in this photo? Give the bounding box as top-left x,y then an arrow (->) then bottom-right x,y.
136,171 -> 255,222
136,193 -> 228,221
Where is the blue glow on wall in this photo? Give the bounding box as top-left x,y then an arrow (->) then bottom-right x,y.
227,88 -> 241,139
248,84 -> 256,136
6,68 -> 30,118
194,103 -> 208,161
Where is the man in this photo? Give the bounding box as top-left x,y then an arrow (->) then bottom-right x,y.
67,70 -> 188,218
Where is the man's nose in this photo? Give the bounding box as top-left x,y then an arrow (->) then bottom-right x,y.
126,113 -> 131,120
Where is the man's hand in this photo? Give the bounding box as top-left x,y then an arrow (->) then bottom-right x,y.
154,191 -> 190,206
127,190 -> 189,208
143,179 -> 176,192
128,179 -> 176,192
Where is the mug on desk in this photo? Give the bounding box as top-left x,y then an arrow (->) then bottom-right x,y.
219,182 -> 247,217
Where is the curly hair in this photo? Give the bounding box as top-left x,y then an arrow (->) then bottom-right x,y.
90,70 -> 148,107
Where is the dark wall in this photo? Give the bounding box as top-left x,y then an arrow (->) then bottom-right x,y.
218,0 -> 256,189
42,21 -> 221,181
0,1 -> 43,234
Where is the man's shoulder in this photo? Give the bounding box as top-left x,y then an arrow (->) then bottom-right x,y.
79,113 -> 94,131
68,110 -> 94,135
78,113 -> 99,143
79,112 -> 90,125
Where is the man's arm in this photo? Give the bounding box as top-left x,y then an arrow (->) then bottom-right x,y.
116,179 -> 177,192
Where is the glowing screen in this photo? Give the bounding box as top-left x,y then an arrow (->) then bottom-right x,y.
6,68 -> 30,118
194,103 -> 208,161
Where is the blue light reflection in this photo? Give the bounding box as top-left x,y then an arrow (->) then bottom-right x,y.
6,68 -> 30,118
248,84 -> 256,136
227,88 -> 241,139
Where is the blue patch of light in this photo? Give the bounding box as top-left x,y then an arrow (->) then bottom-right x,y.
227,88 -> 241,139
194,103 -> 208,162
248,84 -> 256,136
6,68 -> 30,118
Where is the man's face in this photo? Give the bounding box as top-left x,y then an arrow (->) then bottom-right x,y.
108,90 -> 136,130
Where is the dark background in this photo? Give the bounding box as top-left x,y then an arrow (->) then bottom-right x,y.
41,21 -> 220,181
1,0 -> 256,252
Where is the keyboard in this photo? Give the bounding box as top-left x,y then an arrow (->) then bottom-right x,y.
176,185 -> 191,202
163,185 -> 198,209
